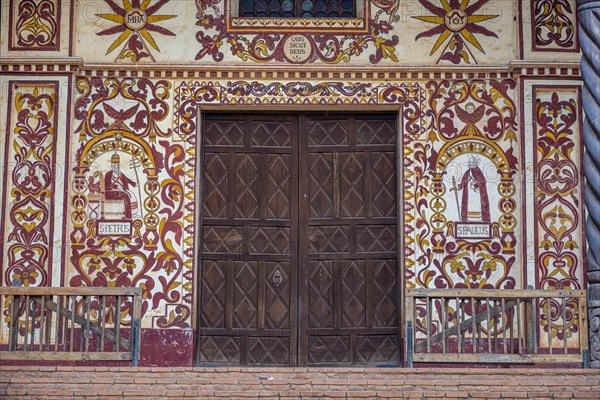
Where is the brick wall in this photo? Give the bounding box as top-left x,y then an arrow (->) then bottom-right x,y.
1,366 -> 599,399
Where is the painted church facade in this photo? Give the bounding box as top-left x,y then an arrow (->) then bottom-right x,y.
0,0 -> 596,367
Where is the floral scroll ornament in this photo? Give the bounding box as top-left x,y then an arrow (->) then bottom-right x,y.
533,0 -> 576,50
195,0 -> 400,64
96,0 -> 176,62
12,0 -> 59,50
413,0 -> 498,64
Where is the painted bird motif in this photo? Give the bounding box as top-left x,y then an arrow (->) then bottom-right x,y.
102,103 -> 139,121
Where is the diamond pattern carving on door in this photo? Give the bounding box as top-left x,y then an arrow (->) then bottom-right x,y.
355,119 -> 396,145
372,152 -> 396,217
235,154 -> 259,218
308,261 -> 334,329
308,336 -> 350,363
340,153 -> 365,217
199,336 -> 241,363
233,261 -> 258,328
308,153 -> 333,218
252,121 -> 292,147
356,336 -> 398,362
203,153 -> 228,218
266,154 -> 291,219
201,260 -> 226,328
200,113 -> 398,367
249,227 -> 290,254
373,261 -> 398,327
204,119 -> 244,146
248,337 -> 290,365
341,261 -> 366,327
308,120 -> 348,145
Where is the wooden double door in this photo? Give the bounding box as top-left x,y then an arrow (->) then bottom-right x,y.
198,113 -> 400,366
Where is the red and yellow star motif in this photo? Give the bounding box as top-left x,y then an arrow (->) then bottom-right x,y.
96,0 -> 176,58
413,0 -> 498,58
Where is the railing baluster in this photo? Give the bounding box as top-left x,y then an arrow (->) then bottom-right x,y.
517,298 -> 521,354
79,296 -> 85,352
9,295 -> 20,351
471,296 -> 476,354
562,297 -> 567,354
29,297 -> 36,351
46,299 -> 52,351
442,297 -> 447,354
132,292 -> 142,367
70,296 -> 75,353
116,295 -> 121,352
545,298 -> 552,355
456,296 -> 461,354
486,298 -> 491,353
426,297 -> 431,353
24,295 -> 30,351
40,296 -> 45,352
501,298 -> 506,354
509,302 -> 514,354
100,295 -> 106,352
85,296 -> 91,353
493,299 -> 498,353
460,298 -> 465,353
477,299 -> 482,353
55,296 -> 61,352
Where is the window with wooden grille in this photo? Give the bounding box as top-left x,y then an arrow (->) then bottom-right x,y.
239,0 -> 356,18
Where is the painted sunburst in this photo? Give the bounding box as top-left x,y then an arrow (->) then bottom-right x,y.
96,0 -> 176,62
413,0 -> 498,64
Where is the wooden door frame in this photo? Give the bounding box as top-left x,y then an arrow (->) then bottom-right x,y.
193,107 -> 405,367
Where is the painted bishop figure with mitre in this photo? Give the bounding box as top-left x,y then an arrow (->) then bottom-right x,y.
104,152 -> 136,219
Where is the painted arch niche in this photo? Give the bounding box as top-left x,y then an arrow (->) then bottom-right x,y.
432,139 -> 518,290
67,76 -> 190,329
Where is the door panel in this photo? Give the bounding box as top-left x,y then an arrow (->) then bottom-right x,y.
299,114 -> 399,366
199,113 -> 398,366
199,114 -> 298,366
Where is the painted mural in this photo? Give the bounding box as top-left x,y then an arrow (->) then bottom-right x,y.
66,77 -> 192,329
0,0 -> 588,366
0,82 -> 59,341
76,0 -> 517,65
534,86 -> 584,346
405,79 -> 519,292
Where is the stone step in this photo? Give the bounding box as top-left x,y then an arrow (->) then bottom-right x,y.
1,366 -> 599,399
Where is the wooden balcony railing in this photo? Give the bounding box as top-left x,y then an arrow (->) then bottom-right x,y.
0,287 -> 142,366
406,288 -> 589,366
